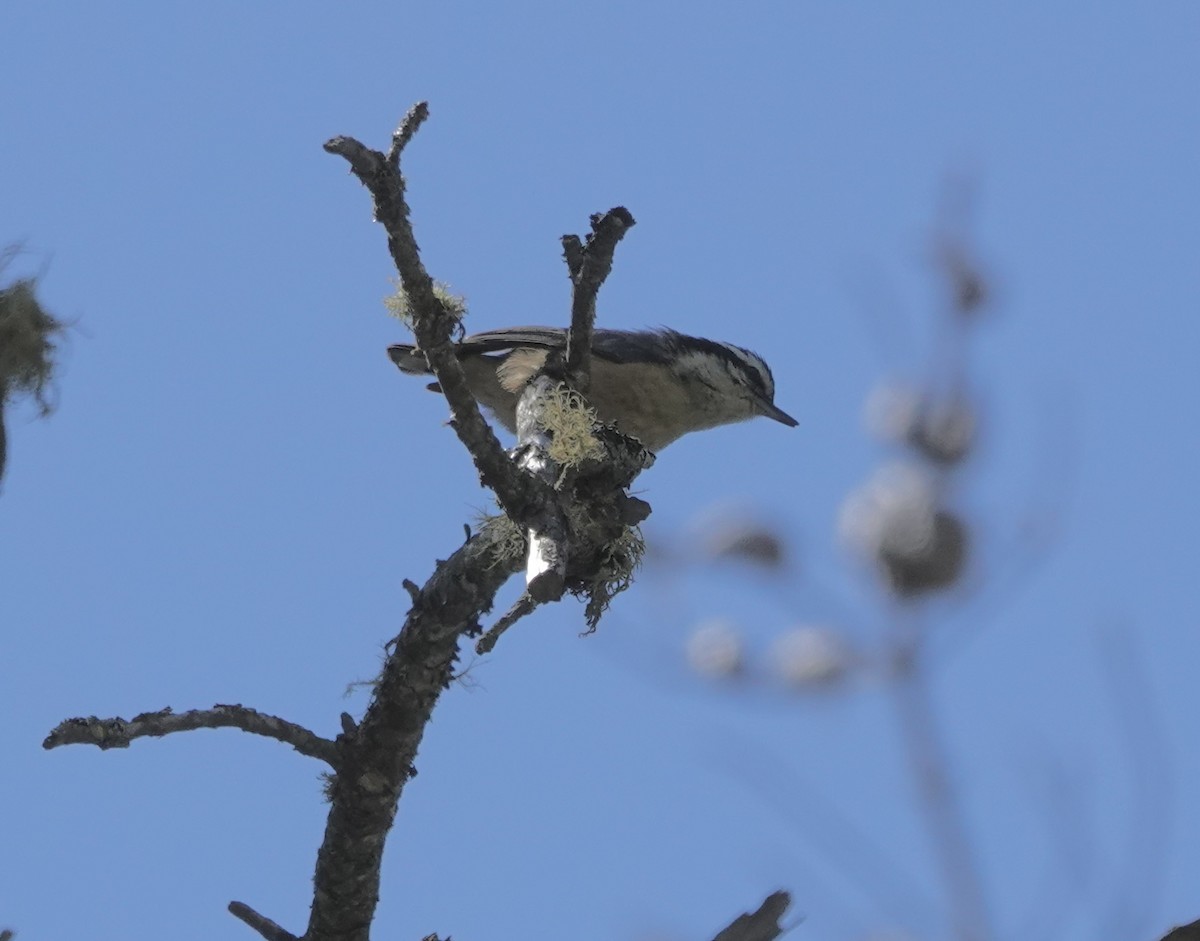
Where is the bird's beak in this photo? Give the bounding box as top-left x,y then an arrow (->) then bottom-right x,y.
760,400 -> 799,427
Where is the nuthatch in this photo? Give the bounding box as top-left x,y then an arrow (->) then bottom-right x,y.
388,326 -> 797,452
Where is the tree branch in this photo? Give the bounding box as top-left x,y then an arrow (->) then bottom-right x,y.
497,208 -> 638,596
42,705 -> 339,767
711,891 -> 792,941
476,591 -> 540,655
1161,919 -> 1200,941
309,104 -> 660,941
387,101 -> 429,165
228,901 -> 299,941
303,527 -> 522,941
562,207 -> 636,393
324,107 -> 555,533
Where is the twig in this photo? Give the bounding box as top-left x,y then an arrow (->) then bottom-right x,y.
43,705 -> 340,768
476,592 -> 539,655
1094,624 -> 1173,941
562,207 -> 635,393
711,890 -> 792,941
228,901 -> 298,941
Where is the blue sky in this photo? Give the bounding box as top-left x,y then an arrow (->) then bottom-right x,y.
3,4 -> 1199,940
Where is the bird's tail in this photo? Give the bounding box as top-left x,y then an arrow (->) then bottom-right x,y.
387,344 -> 431,375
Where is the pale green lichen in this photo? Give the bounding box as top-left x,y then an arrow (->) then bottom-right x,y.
539,385 -> 605,474
474,512 -> 528,569
384,279 -> 468,327
578,523 -> 645,631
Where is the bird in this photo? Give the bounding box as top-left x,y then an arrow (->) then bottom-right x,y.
388,326 -> 796,453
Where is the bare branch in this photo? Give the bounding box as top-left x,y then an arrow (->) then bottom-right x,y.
562,207 -> 636,393
476,591 -> 539,655
561,233 -> 585,278
42,705 -> 339,767
402,578 -> 422,604
387,101 -> 430,165
889,647 -> 992,941
324,112 -> 555,533
711,890 -> 792,941
303,529 -> 522,941
228,901 -> 299,941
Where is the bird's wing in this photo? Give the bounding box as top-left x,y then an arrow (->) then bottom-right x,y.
461,327 -> 678,366
457,327 -> 568,354
391,326 -> 680,369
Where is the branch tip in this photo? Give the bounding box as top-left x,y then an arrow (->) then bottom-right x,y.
712,890 -> 793,941
476,592 -> 540,655
592,205 -> 636,232
561,234 -> 585,277
228,901 -> 298,941
563,205 -> 636,388
389,101 -> 431,164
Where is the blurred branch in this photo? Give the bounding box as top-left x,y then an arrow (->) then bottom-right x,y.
42,705 -> 339,767
1095,625 -> 1173,941
718,732 -> 936,934
889,635 -> 992,941
711,891 -> 792,941
1011,744 -> 1095,941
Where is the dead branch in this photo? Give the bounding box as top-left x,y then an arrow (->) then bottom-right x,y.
301,529 -> 522,941
711,890 -> 792,941
42,705 -> 339,767
324,105 -> 555,533
563,207 -> 636,392
228,901 -> 300,941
